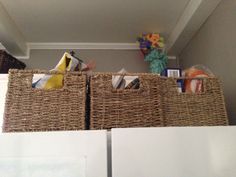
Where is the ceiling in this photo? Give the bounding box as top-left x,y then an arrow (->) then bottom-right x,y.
0,0 -> 222,57
0,0 -> 190,43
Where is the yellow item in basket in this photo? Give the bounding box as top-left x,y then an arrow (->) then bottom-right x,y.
33,52 -> 79,89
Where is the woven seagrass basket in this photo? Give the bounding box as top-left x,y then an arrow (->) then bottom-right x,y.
3,69 -> 86,132
90,73 -> 164,129
0,50 -> 26,73
161,77 -> 228,126
90,73 -> 228,129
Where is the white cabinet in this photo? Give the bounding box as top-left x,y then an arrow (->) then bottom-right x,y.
1,127 -> 235,177
112,127 -> 236,177
0,74 -> 8,132
0,130 -> 108,177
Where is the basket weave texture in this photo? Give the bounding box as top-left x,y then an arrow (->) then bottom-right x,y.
161,77 -> 228,126
3,69 -> 86,132
90,73 -> 164,129
0,50 -> 26,73
90,73 -> 228,129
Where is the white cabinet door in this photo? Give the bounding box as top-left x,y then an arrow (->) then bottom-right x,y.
0,130 -> 108,177
112,127 -> 236,177
0,74 -> 8,132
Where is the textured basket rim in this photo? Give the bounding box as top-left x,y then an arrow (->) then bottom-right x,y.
90,72 -> 218,79
90,72 -> 220,95
8,69 -> 87,91
9,70 -> 219,80
9,69 -> 85,75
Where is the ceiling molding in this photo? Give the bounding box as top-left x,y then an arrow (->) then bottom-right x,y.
0,42 -> 30,60
166,0 -> 222,55
0,3 -> 27,56
16,43 -> 140,59
0,43 -> 5,50
13,47 -> 30,60
28,43 -> 140,50
5,42 -> 176,60
26,42 -> 176,60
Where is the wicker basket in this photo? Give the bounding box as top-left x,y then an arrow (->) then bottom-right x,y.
0,50 -> 26,73
90,73 -> 164,129
3,69 -> 86,132
161,77 -> 228,126
90,73 -> 228,129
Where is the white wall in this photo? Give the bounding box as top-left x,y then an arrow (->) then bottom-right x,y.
179,0 -> 236,124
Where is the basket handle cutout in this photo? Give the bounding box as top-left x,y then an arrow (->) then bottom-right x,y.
168,77 -> 209,94
111,74 -> 143,93
7,70 -> 82,91
32,73 -> 65,90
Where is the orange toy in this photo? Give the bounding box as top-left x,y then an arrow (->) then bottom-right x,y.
184,68 -> 210,93
146,33 -> 160,47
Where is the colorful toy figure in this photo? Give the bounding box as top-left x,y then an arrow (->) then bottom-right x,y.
146,33 -> 164,48
137,33 -> 165,55
137,33 -> 167,74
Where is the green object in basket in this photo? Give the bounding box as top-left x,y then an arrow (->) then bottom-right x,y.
144,49 -> 168,74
